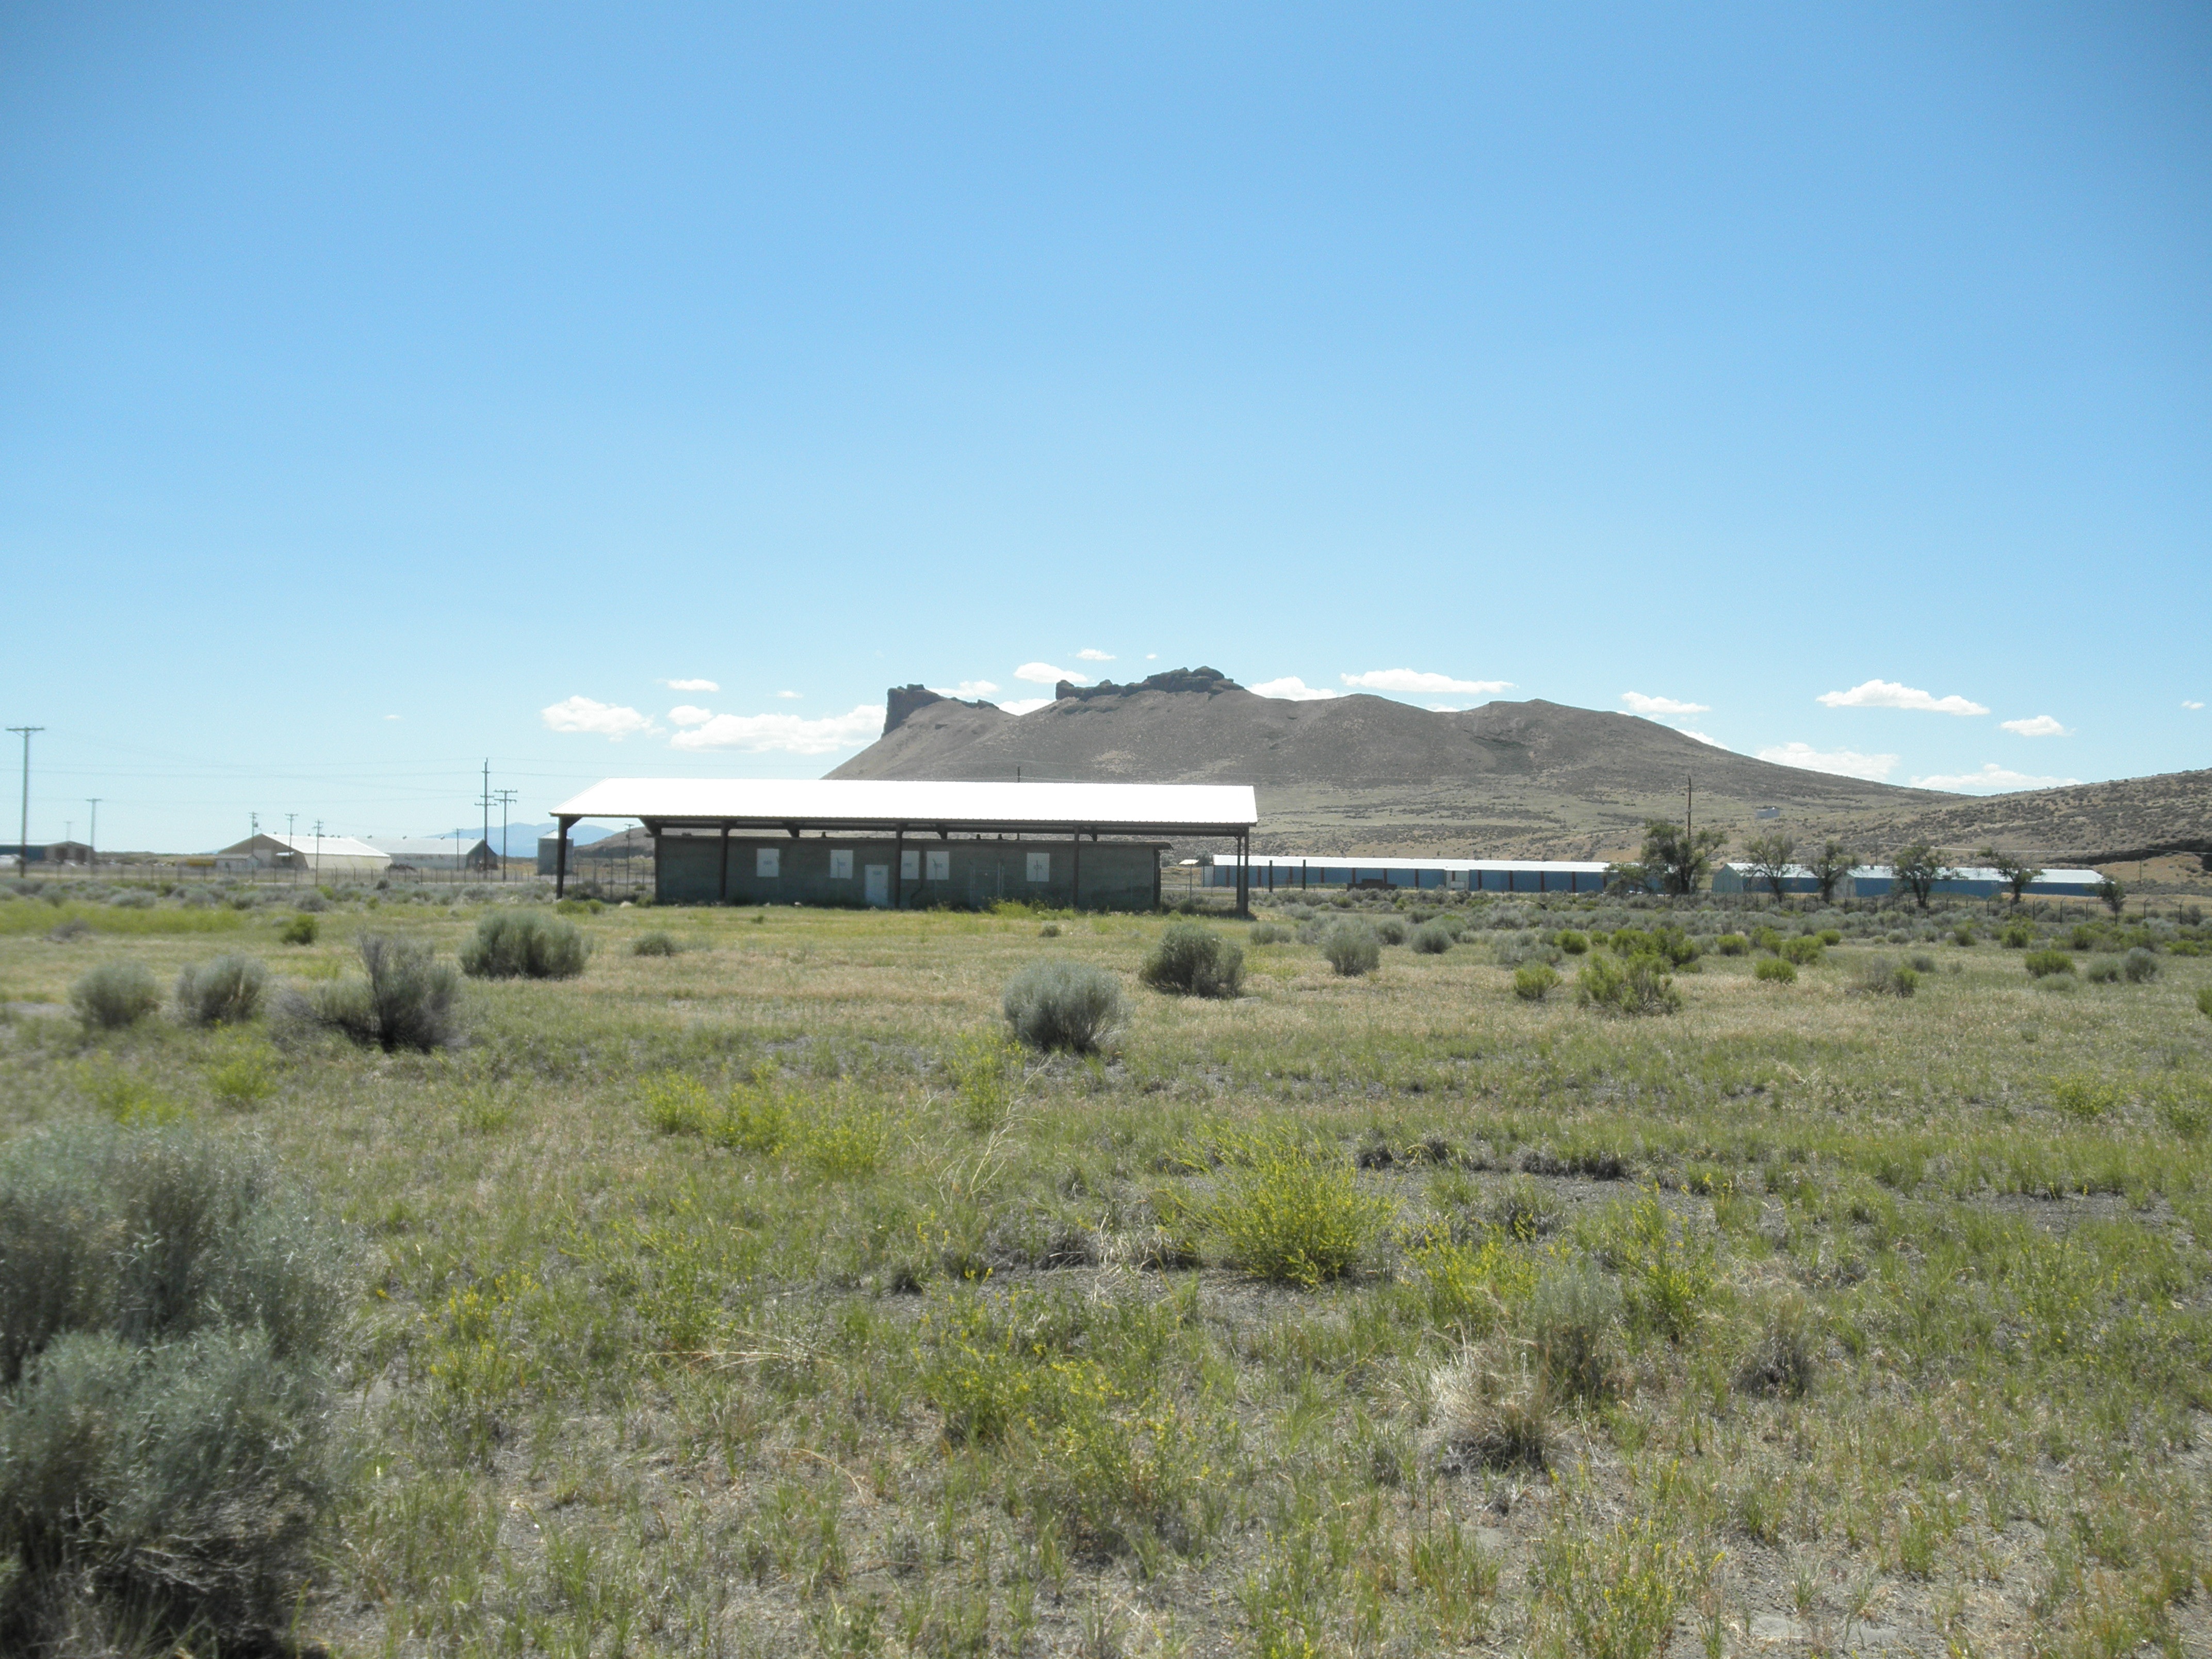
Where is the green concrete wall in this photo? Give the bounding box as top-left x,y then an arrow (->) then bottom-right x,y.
655,836 -> 1161,910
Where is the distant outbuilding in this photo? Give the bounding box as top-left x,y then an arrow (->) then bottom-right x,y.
365,837 -> 499,874
1712,862 -> 2106,900
547,778 -> 1261,912
215,832 -> 393,880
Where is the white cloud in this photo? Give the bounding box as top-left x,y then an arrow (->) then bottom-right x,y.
1145,653 -> 1158,660
929,680 -> 1001,698
1999,714 -> 2070,738
1076,648 -> 1115,661
542,696 -> 658,739
1756,742 -> 1899,782
1621,691 -> 1710,716
1015,661 -> 1088,686
1816,679 -> 1988,716
1341,669 -> 1512,696
995,697 -> 1052,715
1910,763 -> 2081,793
1250,676 -> 1342,702
660,678 -> 720,693
668,704 -> 884,755
2185,700 -> 2204,710
668,705 -> 714,727
383,714 -> 401,721
1678,729 -> 1727,749
776,690 -> 802,701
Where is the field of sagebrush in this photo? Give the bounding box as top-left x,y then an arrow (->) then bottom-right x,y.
1,881 -> 2208,1658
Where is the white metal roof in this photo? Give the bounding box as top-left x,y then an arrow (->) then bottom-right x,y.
1222,854 -> 1612,874
365,837 -> 492,857
551,778 -> 1259,832
1718,862 -> 2104,885
219,832 -> 391,861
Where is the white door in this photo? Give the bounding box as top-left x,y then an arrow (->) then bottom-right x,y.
864,864 -> 890,907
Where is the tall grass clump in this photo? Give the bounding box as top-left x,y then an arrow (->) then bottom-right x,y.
631,929 -> 684,957
1206,1132 -> 1391,1286
308,934 -> 460,1052
459,909 -> 590,980
1138,921 -> 1245,998
1321,920 -> 1381,977
70,960 -> 160,1031
2023,949 -> 2074,980
1753,956 -> 1797,984
1513,963 -> 1560,1001
0,1123 -> 350,1653
1003,959 -> 1125,1053
174,953 -> 268,1026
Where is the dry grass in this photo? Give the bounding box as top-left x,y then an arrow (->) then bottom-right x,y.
0,888 -> 2208,1655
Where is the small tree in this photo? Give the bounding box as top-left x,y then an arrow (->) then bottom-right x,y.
2094,876 -> 2126,917
1978,847 -> 2042,906
1889,842 -> 1948,909
1741,832 -> 1797,904
1639,819 -> 1729,897
1803,840 -> 1856,905
1603,861 -> 1654,896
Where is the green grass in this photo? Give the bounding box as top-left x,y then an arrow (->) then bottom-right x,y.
0,892 -> 2208,1653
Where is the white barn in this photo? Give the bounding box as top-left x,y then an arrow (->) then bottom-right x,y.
215,833 -> 393,880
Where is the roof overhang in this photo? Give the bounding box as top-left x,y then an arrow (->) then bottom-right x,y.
549,778 -> 1258,837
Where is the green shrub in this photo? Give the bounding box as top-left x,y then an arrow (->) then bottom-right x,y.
2069,923 -> 2099,952
2122,946 -> 2159,983
1138,921 -> 1245,998
946,1029 -> 1023,1133
1247,921 -> 1290,945
1322,921 -> 1381,977
1513,963 -> 1560,1001
1556,929 -> 1588,955
275,912 -> 318,946
173,954 -> 267,1026
1908,951 -> 1937,974
555,896 -> 604,916
631,929 -> 684,957
1853,957 -> 1918,997
1817,929 -> 1841,946
1003,959 -> 1125,1053
2024,949 -> 2075,979
1780,935 -> 1824,966
1576,953 -> 1680,1016
292,891 -> 328,914
0,1123 -> 349,1653
1526,1262 -> 1625,1405
2051,1074 -> 2122,1120
1999,920 -> 2033,949
1714,933 -> 1749,956
1951,924 -> 1976,947
1410,920 -> 1454,954
1753,956 -> 1796,984
1610,925 -> 1699,966
308,934 -> 460,1052
2084,957 -> 2120,984
1751,925 -> 1782,954
205,1037 -> 280,1109
1206,1133 -> 1391,1287
459,910 -> 589,980
1605,1191 -> 1716,1342
70,961 -> 161,1030
1374,917 -> 1409,946
2199,985 -> 2212,1021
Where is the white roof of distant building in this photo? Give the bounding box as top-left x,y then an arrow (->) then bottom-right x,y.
218,832 -> 389,860
1221,854 -> 1612,873
551,778 -> 1258,832
1717,861 -> 2104,884
365,837 -> 491,856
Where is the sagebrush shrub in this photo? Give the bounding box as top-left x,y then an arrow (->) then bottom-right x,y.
631,929 -> 684,957
1525,1262 -> 1625,1405
1780,935 -> 1824,966
2023,949 -> 2075,979
1556,930 -> 1588,955
2198,985 -> 2212,1021
1999,921 -> 2034,949
1138,921 -> 1245,998
1854,956 -> 1918,997
174,954 -> 267,1026
276,913 -> 318,946
0,1123 -> 349,1652
1715,933 -> 1749,956
1247,921 -> 1290,945
1753,956 -> 1796,984
460,910 -> 590,980
2084,957 -> 2120,984
1736,1300 -> 1817,1398
70,961 -> 160,1030
2122,946 -> 2159,984
1321,921 -> 1381,978
310,934 -> 460,1052
1410,921 -> 1454,955
1003,959 -> 1125,1053
1373,917 -> 1409,946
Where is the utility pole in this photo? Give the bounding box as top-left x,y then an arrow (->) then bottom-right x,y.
494,788 -> 518,882
313,819 -> 323,883
87,799 -> 100,872
7,726 -> 42,882
1685,773 -> 1694,843
285,812 -> 298,883
478,759 -> 493,881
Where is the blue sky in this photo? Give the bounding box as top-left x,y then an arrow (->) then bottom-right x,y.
3,4 -> 2206,851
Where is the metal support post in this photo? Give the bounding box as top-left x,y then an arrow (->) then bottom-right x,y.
555,816 -> 574,897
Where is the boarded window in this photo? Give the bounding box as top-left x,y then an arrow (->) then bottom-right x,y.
828,849 -> 853,880
1026,852 -> 1050,883
756,847 -> 779,879
925,849 -> 950,882
901,850 -> 919,880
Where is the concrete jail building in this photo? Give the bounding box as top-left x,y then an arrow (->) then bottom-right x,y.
546,778 -> 1262,912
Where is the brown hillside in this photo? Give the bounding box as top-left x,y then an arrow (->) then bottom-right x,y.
827,672 -> 2211,869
